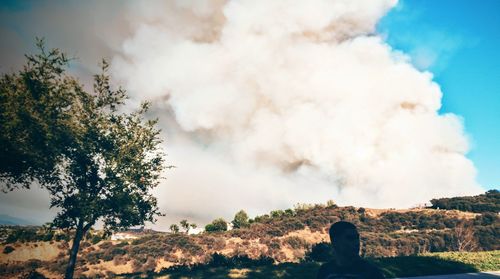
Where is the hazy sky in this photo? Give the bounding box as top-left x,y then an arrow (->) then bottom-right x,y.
0,0 -> 498,230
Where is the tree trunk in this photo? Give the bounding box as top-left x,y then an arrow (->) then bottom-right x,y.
65,222 -> 85,279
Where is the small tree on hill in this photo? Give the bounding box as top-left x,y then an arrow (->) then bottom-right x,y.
0,41 -> 167,279
180,219 -> 196,234
205,218 -> 228,232
232,210 -> 249,229
190,223 -> 197,232
453,220 -> 477,252
170,224 -> 180,234
326,200 -> 337,208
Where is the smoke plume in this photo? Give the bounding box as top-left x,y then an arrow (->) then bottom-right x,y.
108,0 -> 483,229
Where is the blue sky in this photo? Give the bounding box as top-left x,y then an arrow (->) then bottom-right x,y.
378,0 -> 500,190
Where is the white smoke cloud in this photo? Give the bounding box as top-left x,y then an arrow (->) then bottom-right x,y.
0,0 -> 484,231
110,0 -> 482,230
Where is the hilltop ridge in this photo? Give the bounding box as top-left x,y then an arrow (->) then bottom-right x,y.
1,191 -> 498,278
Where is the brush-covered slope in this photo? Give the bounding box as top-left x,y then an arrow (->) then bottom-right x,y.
1,192 -> 499,278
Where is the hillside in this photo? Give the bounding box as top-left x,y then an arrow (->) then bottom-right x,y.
0,215 -> 35,226
1,198 -> 498,278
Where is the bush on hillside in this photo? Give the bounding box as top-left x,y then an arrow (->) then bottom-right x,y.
430,190 -> 499,213
205,218 -> 228,232
232,210 -> 250,229
3,245 -> 14,254
305,242 -> 333,262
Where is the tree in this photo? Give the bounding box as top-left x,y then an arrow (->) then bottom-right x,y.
180,219 -> 190,234
453,220 -> 478,252
270,210 -> 284,218
205,218 -> 228,232
190,223 -> 197,231
232,210 -> 249,229
0,39 -> 81,190
170,224 -> 180,234
0,41 -> 167,279
326,200 -> 337,208
429,190 -> 500,213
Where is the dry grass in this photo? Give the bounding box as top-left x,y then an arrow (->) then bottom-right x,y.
280,228 -> 328,244
155,258 -> 175,272
0,242 -> 62,263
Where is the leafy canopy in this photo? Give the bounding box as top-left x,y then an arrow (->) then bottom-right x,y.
0,39 -> 168,233
205,218 -> 228,232
232,209 -> 250,229
0,39 -> 81,189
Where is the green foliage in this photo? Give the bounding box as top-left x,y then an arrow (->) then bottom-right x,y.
5,227 -> 38,243
430,190 -> 500,213
428,250 -> 500,272
0,40 -> 168,278
270,210 -> 285,218
0,38 -> 79,190
2,245 -> 14,254
232,210 -> 250,229
253,214 -> 270,223
88,233 -> 104,245
180,220 -> 189,233
374,251 -> 500,278
326,200 -> 337,208
473,213 -> 500,251
1,40 -> 167,233
205,218 -> 228,232
179,219 -> 196,234
284,209 -> 296,217
170,224 -> 180,234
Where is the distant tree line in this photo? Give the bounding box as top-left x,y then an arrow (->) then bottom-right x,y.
3,225 -> 107,244
429,190 -> 499,213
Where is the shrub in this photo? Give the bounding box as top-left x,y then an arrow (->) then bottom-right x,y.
3,246 -> 15,254
80,241 -> 91,249
207,253 -> 273,268
115,241 -> 128,247
111,247 -> 127,256
90,234 -> 103,244
113,255 -> 128,266
205,218 -> 228,232
284,236 -> 308,249
430,190 -> 500,213
305,242 -> 333,262
22,270 -> 47,279
98,241 -> 113,250
232,210 -> 250,229
5,228 -> 38,243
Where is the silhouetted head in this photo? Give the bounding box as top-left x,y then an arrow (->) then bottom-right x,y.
329,221 -> 360,261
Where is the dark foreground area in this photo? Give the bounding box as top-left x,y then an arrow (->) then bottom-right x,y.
113,251 -> 499,279
398,271 -> 500,279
